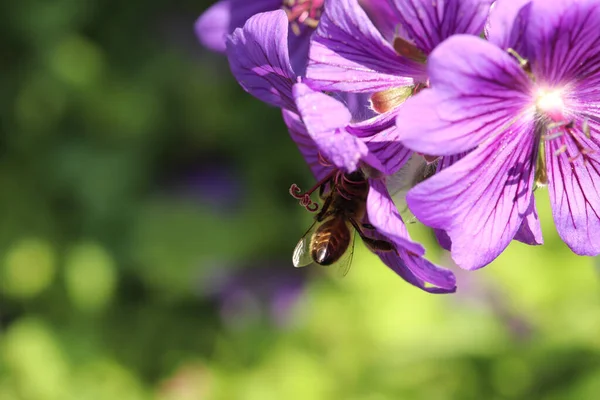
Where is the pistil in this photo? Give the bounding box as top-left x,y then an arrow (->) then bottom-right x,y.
289,169 -> 336,212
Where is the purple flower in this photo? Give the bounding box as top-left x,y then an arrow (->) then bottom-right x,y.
302,0 -> 494,220
305,0 -> 493,94
226,10 -> 456,293
395,0 -> 600,269
203,260 -> 308,328
162,160 -> 242,212
195,0 -> 324,72
299,0 -> 492,252
286,87 -> 456,293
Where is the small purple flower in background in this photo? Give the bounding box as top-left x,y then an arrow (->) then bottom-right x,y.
195,0 -> 324,72
396,0 -> 600,270
163,159 -> 243,212
201,260 -> 308,328
226,10 -> 456,293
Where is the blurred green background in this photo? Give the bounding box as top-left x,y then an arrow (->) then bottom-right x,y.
1,1 -> 599,399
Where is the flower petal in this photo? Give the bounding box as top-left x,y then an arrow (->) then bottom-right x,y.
431,154 -> 465,252
349,110 -> 412,175
396,35 -> 532,156
406,121 -> 537,270
377,250 -> 457,293
293,83 -> 368,172
486,0 -> 532,50
195,0 -> 280,52
337,92 -> 375,121
306,0 -> 422,93
526,0 -> 600,86
359,0 -> 401,42
513,195 -> 543,245
366,179 -> 425,256
390,0 -> 493,54
282,110 -> 331,182
435,229 -> 452,251
546,131 -> 600,256
288,29 -> 312,75
226,10 -> 297,111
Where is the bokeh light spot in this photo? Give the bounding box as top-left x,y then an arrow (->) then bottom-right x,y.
2,238 -> 56,299
64,241 -> 117,312
1,318 -> 69,400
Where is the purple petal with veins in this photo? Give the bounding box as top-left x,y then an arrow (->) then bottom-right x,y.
307,0 -> 422,93
226,10 -> 297,111
389,0 -> 493,54
195,0 -> 280,53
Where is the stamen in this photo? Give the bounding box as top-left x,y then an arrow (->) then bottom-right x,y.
317,152 -> 334,167
583,119 -> 591,138
334,170 -> 369,201
412,83 -> 427,95
537,117 -> 596,183
547,120 -> 573,130
507,48 -> 532,75
341,172 -> 363,185
336,187 -> 352,201
543,121 -> 570,141
393,36 -> 427,63
533,81 -> 595,179
282,0 -> 323,35
534,127 -> 548,187
554,144 -> 567,156
566,121 -> 596,163
370,86 -> 413,114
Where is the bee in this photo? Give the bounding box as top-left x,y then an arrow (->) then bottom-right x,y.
292,170 -> 396,276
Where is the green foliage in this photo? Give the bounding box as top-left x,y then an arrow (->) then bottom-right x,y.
0,1 -> 599,399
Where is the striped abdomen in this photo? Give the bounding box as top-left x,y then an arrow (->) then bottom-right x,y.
310,219 -> 351,266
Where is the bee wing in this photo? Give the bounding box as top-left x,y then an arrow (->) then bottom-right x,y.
334,224 -> 356,278
386,154 -> 436,197
292,221 -> 317,268
387,155 -> 439,223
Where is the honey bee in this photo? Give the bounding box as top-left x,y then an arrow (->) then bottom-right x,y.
292,170 -> 396,276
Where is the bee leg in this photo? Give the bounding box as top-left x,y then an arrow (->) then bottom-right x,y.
362,236 -> 395,253
318,181 -> 327,199
318,176 -> 334,200
349,219 -> 395,253
362,223 -> 375,230
315,193 -> 333,222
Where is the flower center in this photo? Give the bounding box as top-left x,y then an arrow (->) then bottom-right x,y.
533,86 -> 593,187
535,88 -> 565,121
281,0 -> 324,35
